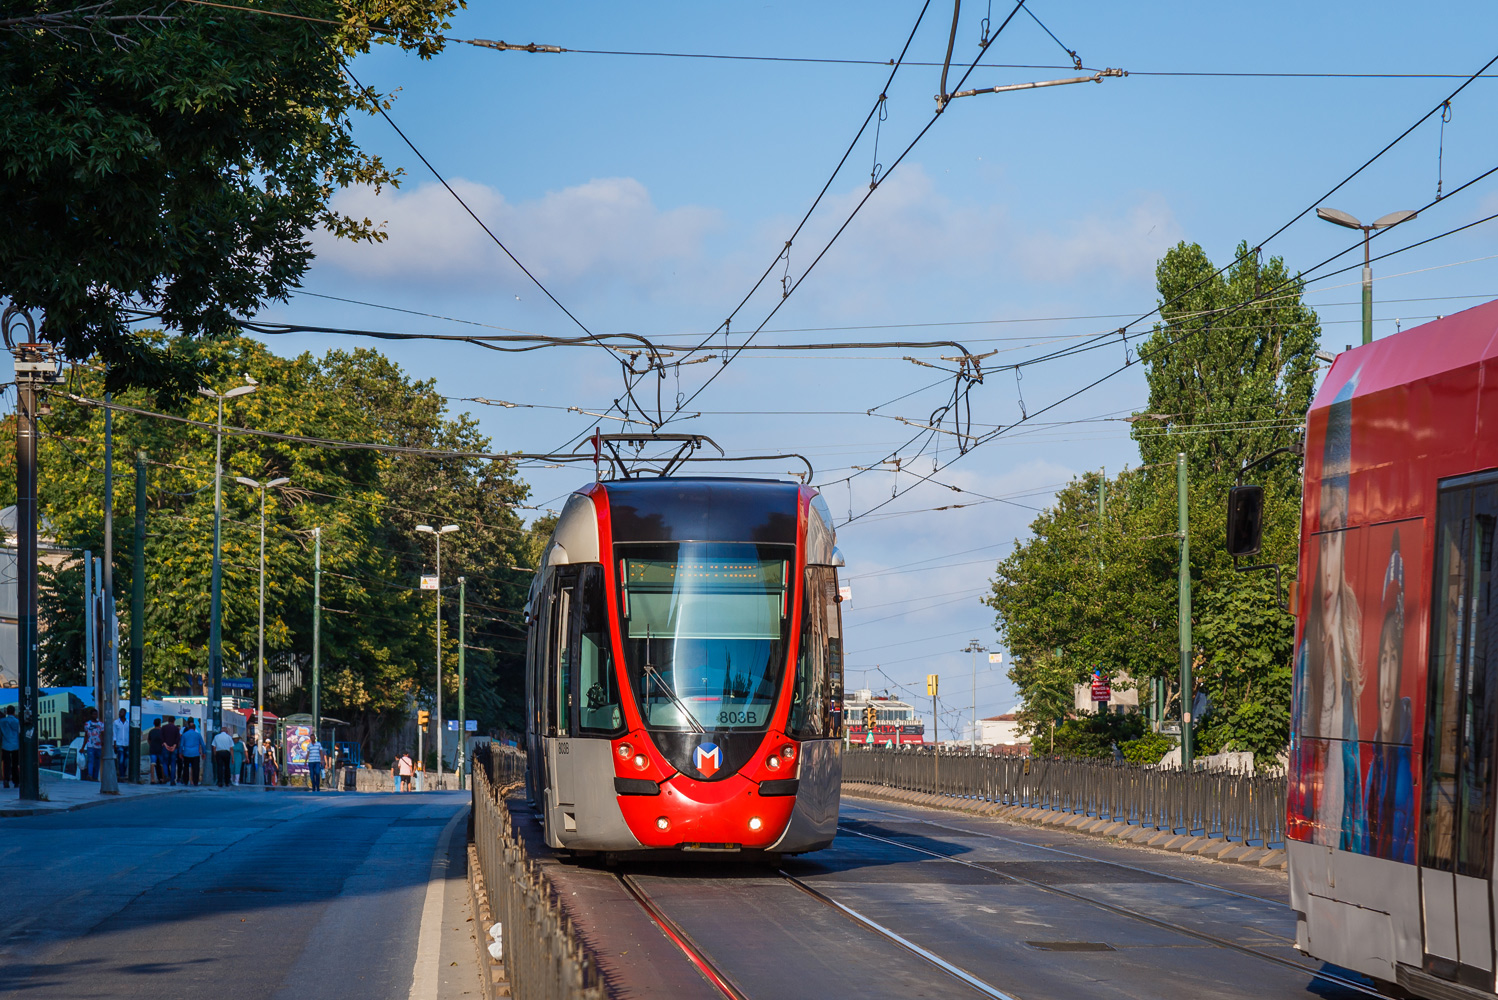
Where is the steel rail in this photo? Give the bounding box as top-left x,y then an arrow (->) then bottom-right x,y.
842,800 -> 1292,908
616,873 -> 749,1000
778,870 -> 1020,1000
840,826 -> 1395,1000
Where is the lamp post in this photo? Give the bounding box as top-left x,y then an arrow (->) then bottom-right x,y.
235,474 -> 289,785
1315,207 -> 1419,345
457,575 -> 466,791
416,524 -> 458,785
962,639 -> 986,751
198,378 -> 257,736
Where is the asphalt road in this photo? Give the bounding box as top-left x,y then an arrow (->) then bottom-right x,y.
0,787 -> 480,1000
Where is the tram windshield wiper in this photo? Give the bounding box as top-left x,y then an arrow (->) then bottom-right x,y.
643,629 -> 706,733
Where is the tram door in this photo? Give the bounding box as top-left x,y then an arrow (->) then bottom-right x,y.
1420,481 -> 1498,987
544,572 -> 578,841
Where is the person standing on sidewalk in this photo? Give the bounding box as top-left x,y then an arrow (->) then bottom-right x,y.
263,741 -> 279,788
82,708 -> 104,781
1,705 -> 19,788
231,733 -> 245,786
211,727 -> 234,787
179,720 -> 205,786
158,716 -> 179,786
147,719 -> 163,783
113,709 -> 130,780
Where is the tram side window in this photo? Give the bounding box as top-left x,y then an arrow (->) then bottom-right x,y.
547,581 -> 573,737
1422,482 -> 1498,877
791,566 -> 843,738
574,565 -> 624,735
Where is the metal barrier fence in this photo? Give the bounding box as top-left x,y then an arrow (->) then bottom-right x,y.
471,745 -> 606,1000
845,747 -> 1287,847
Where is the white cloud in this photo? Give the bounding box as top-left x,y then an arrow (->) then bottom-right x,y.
311,169 -> 1178,314
313,177 -> 721,294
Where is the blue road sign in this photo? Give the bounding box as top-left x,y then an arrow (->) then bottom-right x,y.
447,720 -> 459,731
222,678 -> 254,690
465,720 -> 478,731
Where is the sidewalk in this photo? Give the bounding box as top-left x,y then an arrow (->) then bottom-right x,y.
0,775 -> 191,817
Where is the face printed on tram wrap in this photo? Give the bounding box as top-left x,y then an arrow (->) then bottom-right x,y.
1378,618 -> 1401,740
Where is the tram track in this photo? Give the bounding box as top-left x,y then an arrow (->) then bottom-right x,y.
839,825 -> 1397,1000
616,865 -> 1016,999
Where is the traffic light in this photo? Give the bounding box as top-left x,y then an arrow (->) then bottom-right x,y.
418,709 -> 430,729
864,705 -> 878,731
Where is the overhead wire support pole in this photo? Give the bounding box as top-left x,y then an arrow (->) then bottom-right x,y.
130,450 -> 146,783
1177,452 -> 1193,769
946,67 -> 1125,100
100,390 -> 118,795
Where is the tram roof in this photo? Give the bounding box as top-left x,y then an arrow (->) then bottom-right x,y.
1317,297 -> 1498,411
597,477 -> 803,544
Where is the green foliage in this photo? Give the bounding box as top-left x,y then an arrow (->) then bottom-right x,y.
0,0 -> 463,391
990,241 -> 1319,758
1050,711 -> 1145,760
28,334 -> 532,745
1120,731 -> 1176,765
1005,648 -> 1076,743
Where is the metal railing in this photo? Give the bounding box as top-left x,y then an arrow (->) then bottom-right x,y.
471,744 -> 606,1000
845,747 -> 1287,847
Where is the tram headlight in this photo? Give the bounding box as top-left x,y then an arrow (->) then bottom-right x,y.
766,755 -> 781,770
656,816 -> 670,831
633,754 -> 648,770
780,744 -> 796,760
617,743 -> 633,760
748,817 -> 763,831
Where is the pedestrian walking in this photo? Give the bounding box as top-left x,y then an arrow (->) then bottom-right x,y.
180,720 -> 204,786
82,708 -> 104,781
113,709 -> 130,780
397,750 -> 414,792
306,738 -> 325,792
263,742 -> 279,788
211,727 -> 234,787
1,705 -> 19,788
158,716 -> 179,786
231,733 -> 245,786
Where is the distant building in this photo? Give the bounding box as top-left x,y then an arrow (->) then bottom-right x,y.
0,505 -> 72,687
972,710 -> 1029,747
37,690 -> 85,743
844,688 -> 925,746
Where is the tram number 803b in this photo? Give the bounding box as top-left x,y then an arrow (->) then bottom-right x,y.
717,711 -> 758,726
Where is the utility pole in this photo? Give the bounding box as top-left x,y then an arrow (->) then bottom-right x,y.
1097,470 -> 1106,571
457,576 -> 466,791
99,392 -> 119,794
235,475 -> 289,786
130,451 -> 146,783
1177,452 -> 1194,769
8,308 -> 61,802
312,526 -> 321,754
416,524 -> 457,785
84,551 -> 94,693
962,639 -> 985,751
1315,207 -> 1418,346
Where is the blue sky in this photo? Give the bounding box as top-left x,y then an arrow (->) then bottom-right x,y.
114,2 -> 1498,736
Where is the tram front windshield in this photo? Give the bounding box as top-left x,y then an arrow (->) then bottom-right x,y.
618,542 -> 793,732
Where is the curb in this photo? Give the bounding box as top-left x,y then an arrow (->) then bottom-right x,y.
0,784 -> 192,818
840,781 -> 1288,871
467,841 -> 510,999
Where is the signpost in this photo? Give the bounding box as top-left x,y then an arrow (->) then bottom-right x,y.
927,674 -> 939,790
1091,670 -> 1112,715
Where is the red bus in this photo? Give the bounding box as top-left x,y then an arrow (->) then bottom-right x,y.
1285,298 -> 1498,998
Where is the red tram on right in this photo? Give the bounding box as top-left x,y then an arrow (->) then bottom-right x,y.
1287,299 -> 1498,998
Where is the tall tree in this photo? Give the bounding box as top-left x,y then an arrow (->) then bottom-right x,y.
0,0 -> 462,391
29,334 -> 533,748
989,241 -> 1320,756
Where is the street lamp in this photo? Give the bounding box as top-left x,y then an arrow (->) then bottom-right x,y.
417,523 -> 458,785
963,639 -> 987,752
1315,207 -> 1418,346
198,377 -> 257,735
235,474 -> 289,786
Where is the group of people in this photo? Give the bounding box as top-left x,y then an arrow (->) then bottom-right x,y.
77,707 -> 133,781
143,716 -> 282,788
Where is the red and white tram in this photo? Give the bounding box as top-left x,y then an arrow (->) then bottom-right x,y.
1288,298 -> 1498,997
523,478 -> 845,856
